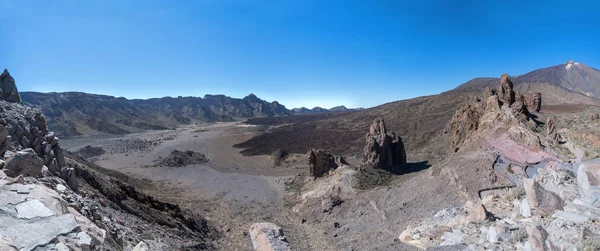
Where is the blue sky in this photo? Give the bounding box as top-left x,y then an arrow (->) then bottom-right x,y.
1,0 -> 599,108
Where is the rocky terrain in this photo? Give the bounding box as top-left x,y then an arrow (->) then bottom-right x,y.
4,60 -> 600,251
0,70 -> 217,250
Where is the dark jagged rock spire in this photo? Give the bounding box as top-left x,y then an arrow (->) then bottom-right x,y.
0,69 -> 23,103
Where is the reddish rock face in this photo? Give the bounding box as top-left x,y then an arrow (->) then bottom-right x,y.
363,117 -> 406,172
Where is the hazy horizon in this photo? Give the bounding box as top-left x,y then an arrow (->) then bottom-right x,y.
2,0 -> 599,109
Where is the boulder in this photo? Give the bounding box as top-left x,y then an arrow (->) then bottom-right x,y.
363,117 -> 406,172
132,241 -> 149,251
523,178 -> 564,216
249,222 -> 291,251
591,113 -> 600,121
308,149 -> 337,178
526,225 -> 549,251
14,199 -> 55,219
0,214 -> 78,251
470,204 -> 493,222
0,69 -> 22,103
499,73 -> 515,106
3,149 -> 44,178
577,163 -> 600,207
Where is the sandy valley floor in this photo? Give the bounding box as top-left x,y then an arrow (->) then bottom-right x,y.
61,122 -> 330,250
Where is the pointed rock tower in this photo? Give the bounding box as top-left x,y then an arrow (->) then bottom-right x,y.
0,69 -> 22,103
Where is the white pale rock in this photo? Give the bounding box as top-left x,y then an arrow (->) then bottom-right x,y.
77,232 -> 93,246
132,241 -> 149,251
487,225 -> 498,243
552,210 -> 589,223
440,231 -> 464,246
520,198 -> 531,218
250,222 -> 291,251
56,184 -> 66,192
15,200 -> 55,219
523,241 -> 533,251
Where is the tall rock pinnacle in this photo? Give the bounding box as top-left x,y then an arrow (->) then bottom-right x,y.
0,69 -> 23,103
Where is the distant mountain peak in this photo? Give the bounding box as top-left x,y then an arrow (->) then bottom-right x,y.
565,60 -> 580,70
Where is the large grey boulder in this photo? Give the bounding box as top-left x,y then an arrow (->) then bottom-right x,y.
363,117 -> 406,172
15,199 -> 55,219
249,222 -> 291,251
3,149 -> 44,178
1,214 -> 78,250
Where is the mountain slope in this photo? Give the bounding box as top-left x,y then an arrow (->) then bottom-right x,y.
455,61 -> 600,105
21,92 -> 290,136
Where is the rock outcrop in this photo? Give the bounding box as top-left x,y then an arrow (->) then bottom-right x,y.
0,83 -> 76,189
449,103 -> 481,152
308,149 -> 337,178
531,92 -> 542,112
363,117 -> 406,172
0,69 -> 216,250
546,117 -> 560,143
0,70 -> 22,103
249,222 -> 291,251
153,150 -> 209,167
499,73 -> 515,106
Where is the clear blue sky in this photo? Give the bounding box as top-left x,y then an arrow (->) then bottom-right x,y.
1,0 -> 599,109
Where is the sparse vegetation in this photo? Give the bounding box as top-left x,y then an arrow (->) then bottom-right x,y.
508,228 -> 528,244
506,185 -> 526,202
270,149 -> 289,167
579,237 -> 600,251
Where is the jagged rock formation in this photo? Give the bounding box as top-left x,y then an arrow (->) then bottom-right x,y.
499,74 -> 515,106
0,85 -> 76,189
0,70 -> 22,103
363,117 -> 406,172
449,103 -> 481,152
546,117 -> 560,143
448,73 -> 542,152
531,92 -> 542,112
308,149 -> 337,178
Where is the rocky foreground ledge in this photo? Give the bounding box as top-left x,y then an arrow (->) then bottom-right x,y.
0,69 -> 216,250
